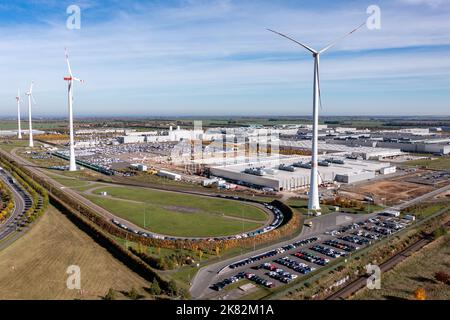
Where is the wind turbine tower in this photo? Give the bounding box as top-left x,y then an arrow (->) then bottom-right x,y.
64,49 -> 84,172
268,23 -> 365,215
25,81 -> 36,148
16,89 -> 22,139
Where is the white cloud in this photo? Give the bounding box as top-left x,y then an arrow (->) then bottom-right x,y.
0,0 -> 449,116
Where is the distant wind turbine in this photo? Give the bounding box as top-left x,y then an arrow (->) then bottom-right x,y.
64,49 -> 84,172
25,81 -> 36,148
16,89 -> 22,139
268,23 -> 365,215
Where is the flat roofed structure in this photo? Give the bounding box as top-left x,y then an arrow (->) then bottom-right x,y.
209,155 -> 393,191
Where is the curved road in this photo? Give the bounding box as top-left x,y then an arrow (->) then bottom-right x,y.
4,148 -> 274,240
0,168 -> 28,248
189,183 -> 450,299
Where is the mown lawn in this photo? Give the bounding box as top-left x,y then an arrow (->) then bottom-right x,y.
90,186 -> 268,221
85,194 -> 264,237
287,199 -> 381,215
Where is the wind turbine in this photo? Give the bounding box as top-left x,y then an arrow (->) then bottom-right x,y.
16,89 -> 22,139
25,81 -> 36,148
268,23 -> 365,216
64,48 -> 84,172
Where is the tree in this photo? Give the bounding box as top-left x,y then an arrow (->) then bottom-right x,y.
215,246 -> 220,256
198,250 -> 203,260
434,271 -> 449,284
149,278 -> 161,295
414,287 -> 426,300
125,287 -> 143,300
167,280 -> 178,296
103,288 -> 116,300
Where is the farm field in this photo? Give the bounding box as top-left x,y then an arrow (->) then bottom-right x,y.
0,120 -> 66,131
353,235 -> 450,300
0,206 -> 150,300
404,157 -> 450,170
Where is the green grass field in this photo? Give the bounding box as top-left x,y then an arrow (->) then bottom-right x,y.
83,185 -> 268,237
286,199 -> 382,215
403,202 -> 449,220
91,186 -> 268,221
404,157 -> 450,170
0,120 -> 66,131
86,194 -> 264,237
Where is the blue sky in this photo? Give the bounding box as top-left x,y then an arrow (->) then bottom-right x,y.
0,0 -> 449,117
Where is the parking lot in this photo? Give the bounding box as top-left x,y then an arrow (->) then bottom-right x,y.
208,214 -> 411,297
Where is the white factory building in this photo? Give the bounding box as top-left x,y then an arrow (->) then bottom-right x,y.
279,140 -> 404,159
209,155 -> 396,191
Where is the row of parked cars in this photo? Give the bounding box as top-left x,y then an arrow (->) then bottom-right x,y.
354,230 -> 379,240
324,239 -> 359,252
229,249 -> 279,269
311,245 -> 346,259
111,196 -> 287,242
216,214 -> 412,293
211,271 -> 275,291
228,237 -> 319,270
294,250 -> 329,266
340,235 -> 371,246
275,256 -> 315,275
267,268 -> 297,284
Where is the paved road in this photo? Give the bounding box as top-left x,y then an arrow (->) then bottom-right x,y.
0,168 -> 29,248
326,209 -> 450,300
189,183 -> 450,299
190,211 -> 376,299
3,148 -> 274,240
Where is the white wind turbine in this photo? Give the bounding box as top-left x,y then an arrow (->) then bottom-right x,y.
64,49 -> 84,172
268,23 -> 365,215
16,89 -> 22,139
25,81 -> 36,148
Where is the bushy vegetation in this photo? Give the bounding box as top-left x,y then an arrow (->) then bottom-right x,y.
0,155 -> 48,224
0,181 -> 14,222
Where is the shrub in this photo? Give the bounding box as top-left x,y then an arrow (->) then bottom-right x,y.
103,288 -> 116,300
434,271 -> 449,284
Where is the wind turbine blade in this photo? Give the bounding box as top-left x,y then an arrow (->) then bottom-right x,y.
319,22 -> 366,54
31,94 -> 36,105
267,29 -> 317,54
317,58 -> 323,111
72,77 -> 84,84
29,81 -> 34,94
65,48 -> 73,77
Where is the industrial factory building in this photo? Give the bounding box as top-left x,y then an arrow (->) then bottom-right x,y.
210,155 -> 395,191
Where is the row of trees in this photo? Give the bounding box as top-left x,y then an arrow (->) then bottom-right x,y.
0,156 -> 48,224
322,196 -> 365,210
0,180 -> 14,222
0,151 -> 185,298
24,163 -> 299,253
129,245 -> 197,270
